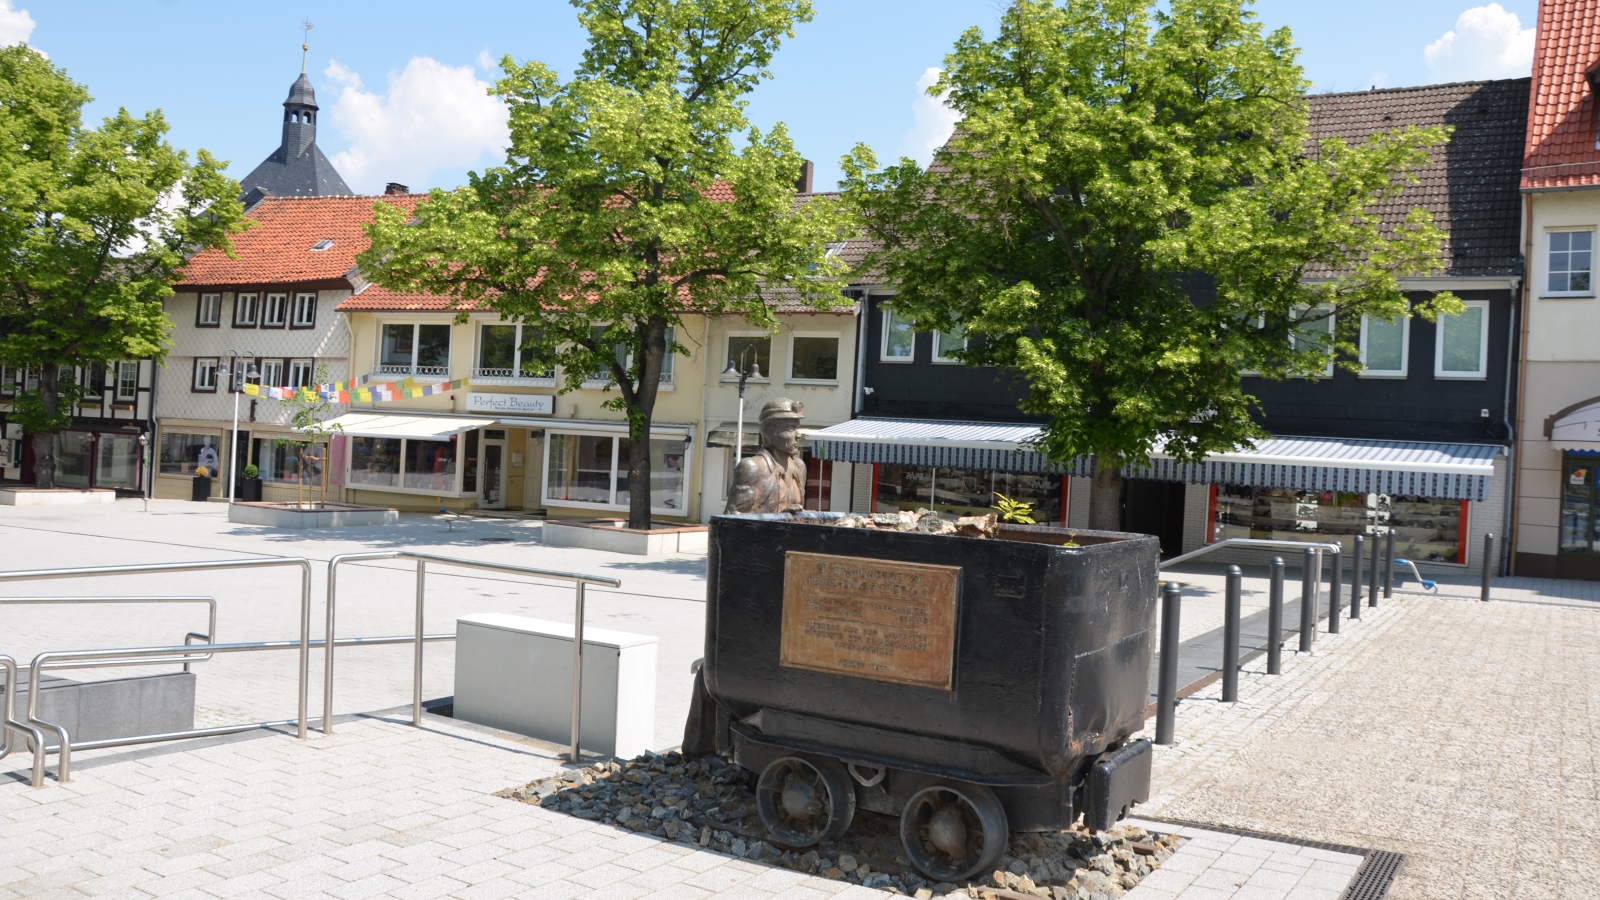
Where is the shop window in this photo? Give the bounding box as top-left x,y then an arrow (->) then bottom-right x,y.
253,437 -> 327,485
1435,300 -> 1488,379
881,309 -> 915,361
193,358 -> 219,392
159,431 -> 221,476
116,361 -> 138,401
805,457 -> 832,509
790,335 -> 839,382
403,439 -> 457,490
234,293 -> 259,327
197,293 -> 221,327
932,325 -> 967,363
1560,456 -> 1600,555
875,465 -> 1064,525
263,293 -> 288,327
380,323 -> 451,375
1359,313 -> 1408,377
1214,485 -> 1465,564
545,432 -> 687,511
1546,230 -> 1593,296
725,335 -> 772,380
292,292 -> 317,328
53,432 -> 92,486
95,433 -> 140,489
463,429 -> 479,492
348,436 -> 403,487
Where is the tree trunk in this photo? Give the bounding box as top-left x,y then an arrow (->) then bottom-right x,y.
31,365 -> 60,489
1089,454 -> 1124,532
624,318 -> 668,531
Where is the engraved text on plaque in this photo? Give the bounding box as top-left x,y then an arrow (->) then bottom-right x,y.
779,551 -> 961,690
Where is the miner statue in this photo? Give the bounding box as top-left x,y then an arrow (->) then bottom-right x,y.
725,398 -> 806,514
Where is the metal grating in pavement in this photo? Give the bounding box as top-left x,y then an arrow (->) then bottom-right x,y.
1343,850 -> 1405,900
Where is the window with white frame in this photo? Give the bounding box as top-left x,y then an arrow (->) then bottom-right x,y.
257,358 -> 285,387
544,432 -> 689,512
789,334 -> 840,382
1289,307 -> 1335,378
1435,300 -> 1489,379
1546,230 -> 1594,296
262,292 -> 288,327
234,292 -> 259,327
583,325 -> 675,387
475,322 -> 555,380
197,293 -> 222,326
0,366 -> 14,396
932,324 -> 967,363
116,361 -> 138,401
289,359 -> 316,389
193,357 -> 219,392
1359,311 -> 1409,377
881,308 -> 915,361
724,334 -> 772,380
381,323 -> 451,375
292,292 -> 317,328
75,365 -> 101,400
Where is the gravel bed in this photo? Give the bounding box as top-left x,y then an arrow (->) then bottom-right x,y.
495,750 -> 1182,899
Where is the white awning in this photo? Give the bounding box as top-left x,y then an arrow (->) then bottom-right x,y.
320,413 -> 497,441
1551,401 -> 1600,452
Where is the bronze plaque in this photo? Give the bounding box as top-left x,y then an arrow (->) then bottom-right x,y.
779,551 -> 961,690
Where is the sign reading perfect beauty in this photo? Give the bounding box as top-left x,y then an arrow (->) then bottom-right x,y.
465,392 -> 554,416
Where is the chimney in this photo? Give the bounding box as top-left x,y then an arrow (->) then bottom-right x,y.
795,159 -> 814,195
385,182 -> 410,196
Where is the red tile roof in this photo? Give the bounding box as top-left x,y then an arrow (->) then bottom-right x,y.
1524,0 -> 1600,189
178,194 -> 421,287
337,285 -> 473,312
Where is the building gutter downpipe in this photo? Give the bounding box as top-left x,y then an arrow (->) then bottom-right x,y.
1509,192 -> 1534,576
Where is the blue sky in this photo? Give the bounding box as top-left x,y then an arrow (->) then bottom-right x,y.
3,1 -> 1539,195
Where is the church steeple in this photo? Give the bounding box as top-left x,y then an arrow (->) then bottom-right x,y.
237,29 -> 352,203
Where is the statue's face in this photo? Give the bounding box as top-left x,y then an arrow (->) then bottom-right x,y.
764,420 -> 800,457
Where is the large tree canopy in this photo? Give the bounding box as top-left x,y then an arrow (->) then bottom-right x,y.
362,0 -> 853,529
0,44 -> 245,487
842,0 -> 1456,530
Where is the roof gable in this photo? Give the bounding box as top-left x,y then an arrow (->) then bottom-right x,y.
1524,0 -> 1600,188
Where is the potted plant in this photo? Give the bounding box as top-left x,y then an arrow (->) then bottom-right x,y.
191,465 -> 212,502
240,464 -> 263,502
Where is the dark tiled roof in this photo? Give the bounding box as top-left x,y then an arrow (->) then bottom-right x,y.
1523,0 -> 1600,188
1308,79 -> 1531,278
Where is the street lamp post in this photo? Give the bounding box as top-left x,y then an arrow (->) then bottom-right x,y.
721,347 -> 761,462
220,354 -> 259,505
137,432 -> 149,513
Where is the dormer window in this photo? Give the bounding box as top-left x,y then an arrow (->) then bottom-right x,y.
311,239 -> 334,252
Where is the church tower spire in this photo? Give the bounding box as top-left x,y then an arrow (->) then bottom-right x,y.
236,26 -> 353,203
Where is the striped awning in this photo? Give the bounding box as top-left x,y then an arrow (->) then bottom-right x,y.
809,418 -> 1502,500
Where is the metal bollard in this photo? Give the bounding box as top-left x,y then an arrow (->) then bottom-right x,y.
1351,535 -> 1364,620
1222,566 -> 1242,702
1299,548 -> 1317,652
1368,530 -> 1380,608
1383,529 -> 1396,599
1481,533 -> 1494,602
1328,549 -> 1343,634
1155,581 -> 1182,745
1267,557 -> 1285,675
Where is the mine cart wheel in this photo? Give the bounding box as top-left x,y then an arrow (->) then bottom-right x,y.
755,755 -> 856,847
899,782 -> 1008,883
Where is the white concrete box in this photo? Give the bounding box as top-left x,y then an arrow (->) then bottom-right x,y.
454,613 -> 657,758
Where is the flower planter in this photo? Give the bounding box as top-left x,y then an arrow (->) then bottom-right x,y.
239,478 -> 263,502
190,475 -> 212,502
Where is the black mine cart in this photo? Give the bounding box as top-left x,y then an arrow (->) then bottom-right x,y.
685,512 -> 1159,882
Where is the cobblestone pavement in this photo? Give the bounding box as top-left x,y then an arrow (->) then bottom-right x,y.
0,712 -> 893,900
1122,820 -> 1361,900
1130,594 -> 1600,900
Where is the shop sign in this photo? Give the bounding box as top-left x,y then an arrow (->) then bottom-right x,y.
465,392 -> 553,416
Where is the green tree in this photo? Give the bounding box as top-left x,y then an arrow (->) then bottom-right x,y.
842,0 -> 1458,531
0,45 -> 246,487
275,364 -> 344,509
361,0 -> 852,529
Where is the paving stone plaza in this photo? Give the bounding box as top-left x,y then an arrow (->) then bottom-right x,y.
1,501 -> 1598,899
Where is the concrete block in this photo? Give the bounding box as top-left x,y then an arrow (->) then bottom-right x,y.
227,502 -> 399,528
542,520 -> 707,556
6,672 -> 196,746
454,613 -> 657,758
0,488 -> 117,506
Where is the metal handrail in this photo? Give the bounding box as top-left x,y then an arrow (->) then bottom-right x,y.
0,596 -> 216,672
0,654 -> 51,787
1159,537 -> 1343,570
16,632 -> 453,787
324,551 -> 621,762
0,558 -> 314,740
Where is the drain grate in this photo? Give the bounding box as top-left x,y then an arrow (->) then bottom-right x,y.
478,537 -> 515,543
1342,850 -> 1405,900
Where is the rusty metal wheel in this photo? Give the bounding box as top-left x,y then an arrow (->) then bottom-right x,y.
755,755 -> 856,847
899,782 -> 1008,882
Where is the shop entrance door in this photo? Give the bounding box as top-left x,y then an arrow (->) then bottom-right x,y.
481,431 -> 506,509
1122,479 -> 1186,560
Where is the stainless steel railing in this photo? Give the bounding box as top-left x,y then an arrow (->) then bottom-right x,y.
1159,537 -> 1343,571
0,654 -> 51,787
0,596 -> 216,672
324,551 -> 621,761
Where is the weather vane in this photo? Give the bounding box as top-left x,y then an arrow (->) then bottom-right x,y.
300,19 -> 314,73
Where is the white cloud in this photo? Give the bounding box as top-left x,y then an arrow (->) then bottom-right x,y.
476,49 -> 495,72
1424,4 -> 1535,83
0,0 -> 38,49
1368,72 -> 1389,90
900,67 -> 960,166
322,56 -> 509,193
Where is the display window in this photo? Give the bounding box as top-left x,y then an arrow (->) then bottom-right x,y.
875,465 -> 1065,525
403,439 -> 457,491
1560,455 -> 1599,555
349,436 -> 403,488
253,438 -> 327,485
1215,485 -> 1467,564
545,432 -> 689,513
159,431 -> 221,476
